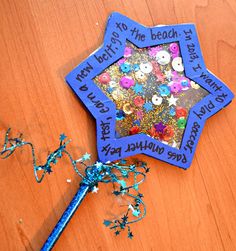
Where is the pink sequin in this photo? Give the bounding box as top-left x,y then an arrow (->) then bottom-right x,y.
148,46 -> 162,57
119,76 -> 135,89
169,43 -> 179,54
169,82 -> 182,94
117,58 -> 127,65
124,47 -> 133,57
98,72 -> 111,84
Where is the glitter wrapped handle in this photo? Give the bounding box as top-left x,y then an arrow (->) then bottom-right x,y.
41,183 -> 90,251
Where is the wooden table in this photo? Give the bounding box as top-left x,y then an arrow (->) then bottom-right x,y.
0,0 -> 236,250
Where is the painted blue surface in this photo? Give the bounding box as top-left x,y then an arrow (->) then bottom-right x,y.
66,12 -> 234,169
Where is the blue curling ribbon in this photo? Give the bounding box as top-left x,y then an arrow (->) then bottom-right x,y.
1,128 -> 149,249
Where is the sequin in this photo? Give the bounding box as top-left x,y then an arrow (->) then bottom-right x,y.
170,43 -> 179,53
156,50 -> 171,65
106,86 -> 113,94
172,57 -> 184,72
129,126 -> 140,135
169,107 -> 176,116
136,110 -> 144,120
133,83 -> 143,94
124,47 -> 133,57
154,122 -> 166,133
176,107 -> 187,118
117,58 -> 126,65
140,62 -> 153,74
133,96 -> 145,107
159,84 -> 170,96
143,102 -> 153,112
133,64 -> 140,71
179,77 -> 190,90
135,70 -> 147,82
123,103 -> 133,114
177,118 -> 187,129
169,82 -> 182,94
162,126 -> 174,141
191,81 -> 200,89
152,61 -> 165,82
116,110 -> 125,120
148,126 -> 159,138
120,63 -> 131,73
120,76 -> 135,89
133,120 -> 141,126
152,94 -> 163,105
98,72 -> 111,84
148,46 -> 162,57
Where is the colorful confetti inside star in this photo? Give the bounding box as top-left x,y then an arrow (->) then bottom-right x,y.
167,95 -> 178,106
132,83 -> 143,94
143,102 -> 153,112
154,122 -> 166,133
107,86 -> 114,93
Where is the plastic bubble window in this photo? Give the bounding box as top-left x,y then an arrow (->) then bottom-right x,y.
94,41 -> 208,149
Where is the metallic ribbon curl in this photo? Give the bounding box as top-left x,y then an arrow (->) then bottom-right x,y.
0,128 -> 150,238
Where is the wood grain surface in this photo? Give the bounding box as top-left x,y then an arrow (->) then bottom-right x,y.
0,0 -> 236,250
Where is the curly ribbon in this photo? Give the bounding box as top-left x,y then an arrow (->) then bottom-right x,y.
0,128 -> 150,250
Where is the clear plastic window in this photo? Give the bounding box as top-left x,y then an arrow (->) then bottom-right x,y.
94,41 -> 208,149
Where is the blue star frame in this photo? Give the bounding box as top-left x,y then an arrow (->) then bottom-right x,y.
66,12 -> 234,169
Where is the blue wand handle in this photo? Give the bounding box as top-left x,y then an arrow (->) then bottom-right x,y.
41,183 -> 90,251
